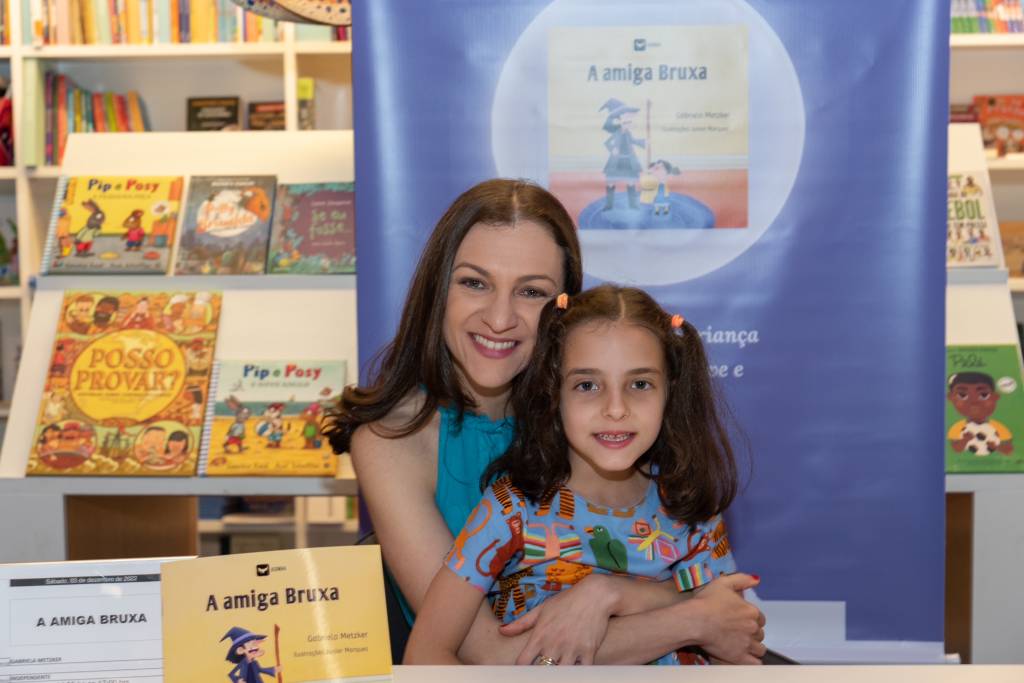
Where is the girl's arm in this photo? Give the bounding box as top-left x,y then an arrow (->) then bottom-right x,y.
404,567 -> 486,664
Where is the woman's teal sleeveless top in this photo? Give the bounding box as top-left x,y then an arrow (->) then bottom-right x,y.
435,404 -> 516,535
393,404 -> 514,625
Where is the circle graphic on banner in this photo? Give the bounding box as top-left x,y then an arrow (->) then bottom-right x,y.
491,0 -> 804,285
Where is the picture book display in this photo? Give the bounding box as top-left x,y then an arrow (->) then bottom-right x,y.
201,360 -> 346,476
161,546 -> 392,683
42,176 -> 184,274
175,176 -> 276,275
946,345 -> 1024,473
947,170 -> 1002,267
267,183 -> 355,274
27,290 -> 221,476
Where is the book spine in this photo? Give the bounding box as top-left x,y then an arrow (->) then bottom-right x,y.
92,92 -> 106,131
56,74 -> 68,163
127,91 -> 145,131
40,176 -> 71,275
94,0 -> 111,42
44,72 -> 54,164
103,91 -> 117,131
168,0 -> 178,42
179,0 -> 189,42
196,360 -> 220,476
113,93 -> 129,131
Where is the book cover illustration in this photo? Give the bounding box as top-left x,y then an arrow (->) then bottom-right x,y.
161,546 -> 392,683
26,290 -> 221,476
203,360 -> 346,476
43,176 -> 183,274
187,97 -> 241,131
266,183 -> 355,274
175,176 -> 276,275
973,94 -> 1024,158
946,171 -> 1002,268
0,217 -> 18,285
548,25 -> 748,231
946,345 -> 1024,474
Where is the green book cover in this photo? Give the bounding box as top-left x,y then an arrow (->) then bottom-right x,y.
946,344 -> 1024,473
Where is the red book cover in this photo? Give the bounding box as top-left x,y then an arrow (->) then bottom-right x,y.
92,93 -> 107,132
113,93 -> 130,131
974,94 -> 1024,157
267,183 -> 355,274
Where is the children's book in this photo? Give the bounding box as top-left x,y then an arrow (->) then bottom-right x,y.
41,176 -> 184,274
946,345 -> 1024,473
266,183 -> 355,274
26,290 -> 221,476
161,546 -> 392,683
973,94 -> 1024,158
175,176 -> 276,275
946,170 -> 1003,267
200,359 -> 345,476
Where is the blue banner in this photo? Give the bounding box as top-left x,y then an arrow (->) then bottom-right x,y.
354,0 -> 948,646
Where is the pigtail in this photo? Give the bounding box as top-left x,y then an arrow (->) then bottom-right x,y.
653,314 -> 739,526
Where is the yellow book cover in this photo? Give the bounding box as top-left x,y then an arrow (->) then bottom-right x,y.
190,0 -> 209,43
26,290 -> 221,476
125,0 -> 140,43
127,91 -> 146,130
203,360 -> 346,476
162,546 -> 392,683
73,88 -> 84,132
44,175 -> 183,274
81,0 -> 98,43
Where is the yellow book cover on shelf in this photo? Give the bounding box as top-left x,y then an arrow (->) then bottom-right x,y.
161,546 -> 392,683
44,175 -> 183,274
26,290 -> 221,477
203,360 -> 345,476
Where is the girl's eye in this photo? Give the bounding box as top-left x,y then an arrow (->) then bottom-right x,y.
632,379 -> 653,391
458,277 -> 486,290
574,380 -> 598,392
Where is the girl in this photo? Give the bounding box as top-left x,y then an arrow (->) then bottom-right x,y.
405,285 -> 763,665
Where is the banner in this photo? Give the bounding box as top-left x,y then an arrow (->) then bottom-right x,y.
354,0 -> 948,650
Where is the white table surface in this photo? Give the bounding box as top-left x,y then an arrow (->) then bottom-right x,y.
389,665 -> 1024,682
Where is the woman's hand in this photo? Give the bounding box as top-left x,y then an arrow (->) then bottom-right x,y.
500,573 -> 618,665
689,573 -> 766,665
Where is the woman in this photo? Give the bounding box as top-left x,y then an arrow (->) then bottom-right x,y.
325,179 -> 765,665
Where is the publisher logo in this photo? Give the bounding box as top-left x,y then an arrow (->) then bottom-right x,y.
256,564 -> 270,577
633,38 -> 646,51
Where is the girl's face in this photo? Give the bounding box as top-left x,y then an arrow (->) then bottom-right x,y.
559,321 -> 667,480
443,221 -> 563,410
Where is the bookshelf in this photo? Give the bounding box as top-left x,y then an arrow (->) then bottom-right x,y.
0,5 -> 352,356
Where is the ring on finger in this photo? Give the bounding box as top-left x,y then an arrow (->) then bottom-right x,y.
532,655 -> 557,666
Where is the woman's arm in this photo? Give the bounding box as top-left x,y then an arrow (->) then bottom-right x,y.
404,567 -> 486,664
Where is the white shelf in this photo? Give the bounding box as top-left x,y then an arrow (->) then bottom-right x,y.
0,286 -> 21,300
0,167 -> 16,180
0,475 -> 357,496
25,166 -> 61,179
24,43 -> 289,59
951,34 -> 1024,48
294,41 -> 352,55
1010,277 -> 1024,293
947,473 -> 1024,492
0,46 -> 11,58
987,156 -> 1024,172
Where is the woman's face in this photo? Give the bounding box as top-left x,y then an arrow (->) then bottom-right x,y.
444,221 -> 564,405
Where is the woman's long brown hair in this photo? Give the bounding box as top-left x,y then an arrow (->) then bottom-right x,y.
323,179 -> 583,453
483,285 -> 740,526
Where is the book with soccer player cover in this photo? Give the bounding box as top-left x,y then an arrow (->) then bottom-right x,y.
946,344 -> 1024,473
26,290 -> 221,476
200,359 -> 346,476
946,169 -> 1003,267
266,183 -> 355,274
160,546 -> 392,683
175,176 -> 276,275
41,176 -> 184,274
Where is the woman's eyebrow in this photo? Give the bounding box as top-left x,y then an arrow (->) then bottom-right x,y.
452,263 -> 558,285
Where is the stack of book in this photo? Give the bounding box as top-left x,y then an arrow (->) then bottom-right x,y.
951,0 -> 1024,33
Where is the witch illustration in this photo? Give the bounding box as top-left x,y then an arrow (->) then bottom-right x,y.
600,98 -> 645,210
222,626 -> 281,683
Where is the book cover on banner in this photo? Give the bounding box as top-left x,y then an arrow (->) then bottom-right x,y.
202,360 -> 346,476
946,345 -> 1024,473
0,557 -> 182,683
26,290 -> 221,476
161,546 -> 392,683
176,175 -> 276,275
42,176 -> 184,274
946,170 -> 1003,268
267,183 -> 355,274
548,25 -> 748,231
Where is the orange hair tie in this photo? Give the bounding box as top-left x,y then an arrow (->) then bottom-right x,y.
670,314 -> 685,330
556,293 -> 569,310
